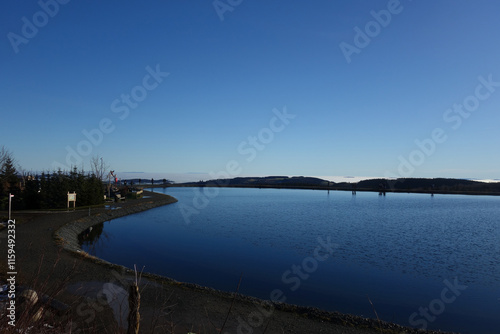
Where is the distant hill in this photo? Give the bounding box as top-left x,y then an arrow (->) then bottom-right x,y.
177,176 -> 500,195
354,178 -> 500,194
182,176 -> 330,188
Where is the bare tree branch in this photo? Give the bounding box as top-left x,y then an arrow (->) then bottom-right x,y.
90,155 -> 109,181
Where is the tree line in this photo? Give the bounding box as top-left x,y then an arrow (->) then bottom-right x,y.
0,148 -> 105,211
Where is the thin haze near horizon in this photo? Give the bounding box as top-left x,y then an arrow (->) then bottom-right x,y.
2,1 -> 500,181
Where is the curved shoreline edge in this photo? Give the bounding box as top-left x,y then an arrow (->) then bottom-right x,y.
55,192 -> 178,253
54,191 -> 456,334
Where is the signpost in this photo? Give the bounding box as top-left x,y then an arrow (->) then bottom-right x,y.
8,193 -> 14,220
67,192 -> 76,210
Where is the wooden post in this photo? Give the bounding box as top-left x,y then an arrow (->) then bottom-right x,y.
8,193 -> 13,220
127,283 -> 140,334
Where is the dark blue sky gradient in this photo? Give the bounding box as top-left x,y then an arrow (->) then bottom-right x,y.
1,1 -> 499,181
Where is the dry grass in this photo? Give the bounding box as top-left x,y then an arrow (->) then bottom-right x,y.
0,251 -> 217,334
0,251 -> 74,333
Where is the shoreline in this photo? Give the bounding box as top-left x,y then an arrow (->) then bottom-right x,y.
2,191 -> 458,333
137,183 -> 500,197
55,193 -> 178,253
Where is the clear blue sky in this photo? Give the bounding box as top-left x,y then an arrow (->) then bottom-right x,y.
2,0 -> 500,181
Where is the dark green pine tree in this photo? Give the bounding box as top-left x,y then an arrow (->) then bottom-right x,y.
85,173 -> 105,206
0,156 -> 21,210
52,170 -> 70,209
23,174 -> 42,209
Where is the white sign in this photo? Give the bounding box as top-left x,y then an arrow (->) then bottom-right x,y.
67,192 -> 77,209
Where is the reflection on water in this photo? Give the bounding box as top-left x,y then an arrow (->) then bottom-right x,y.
104,205 -> 121,210
80,187 -> 500,334
78,222 -> 113,256
79,223 -> 104,246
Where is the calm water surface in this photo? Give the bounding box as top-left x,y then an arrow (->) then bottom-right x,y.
80,187 -> 500,333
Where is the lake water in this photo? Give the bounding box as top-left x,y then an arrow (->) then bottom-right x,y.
80,187 -> 500,333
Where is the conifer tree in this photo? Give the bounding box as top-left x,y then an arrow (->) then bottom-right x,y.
0,155 -> 21,210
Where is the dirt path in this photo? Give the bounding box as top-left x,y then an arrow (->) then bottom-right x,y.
0,191 -> 455,333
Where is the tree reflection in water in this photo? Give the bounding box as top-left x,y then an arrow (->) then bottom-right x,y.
78,222 -> 111,255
